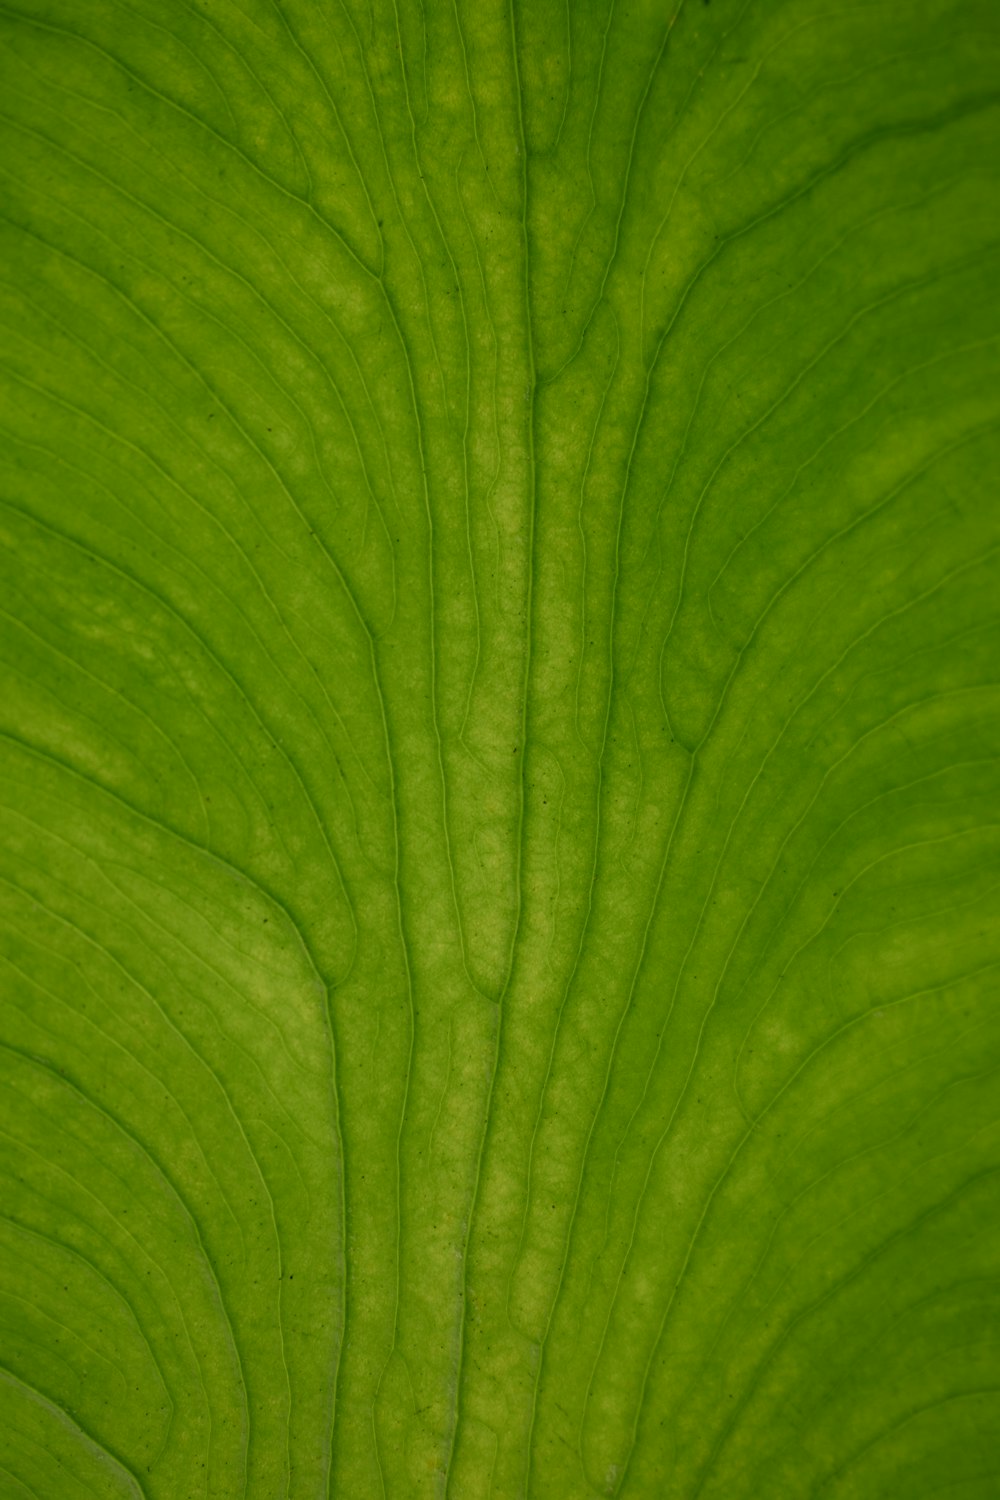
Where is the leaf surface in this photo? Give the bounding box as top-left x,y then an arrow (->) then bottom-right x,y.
1,1 -> 999,1495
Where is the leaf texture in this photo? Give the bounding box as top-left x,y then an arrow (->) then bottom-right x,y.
1,1 -> 999,1495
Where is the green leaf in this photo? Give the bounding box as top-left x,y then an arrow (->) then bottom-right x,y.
1,1 -> 998,1495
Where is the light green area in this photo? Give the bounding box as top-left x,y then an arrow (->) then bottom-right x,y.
1,0 -> 998,1494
